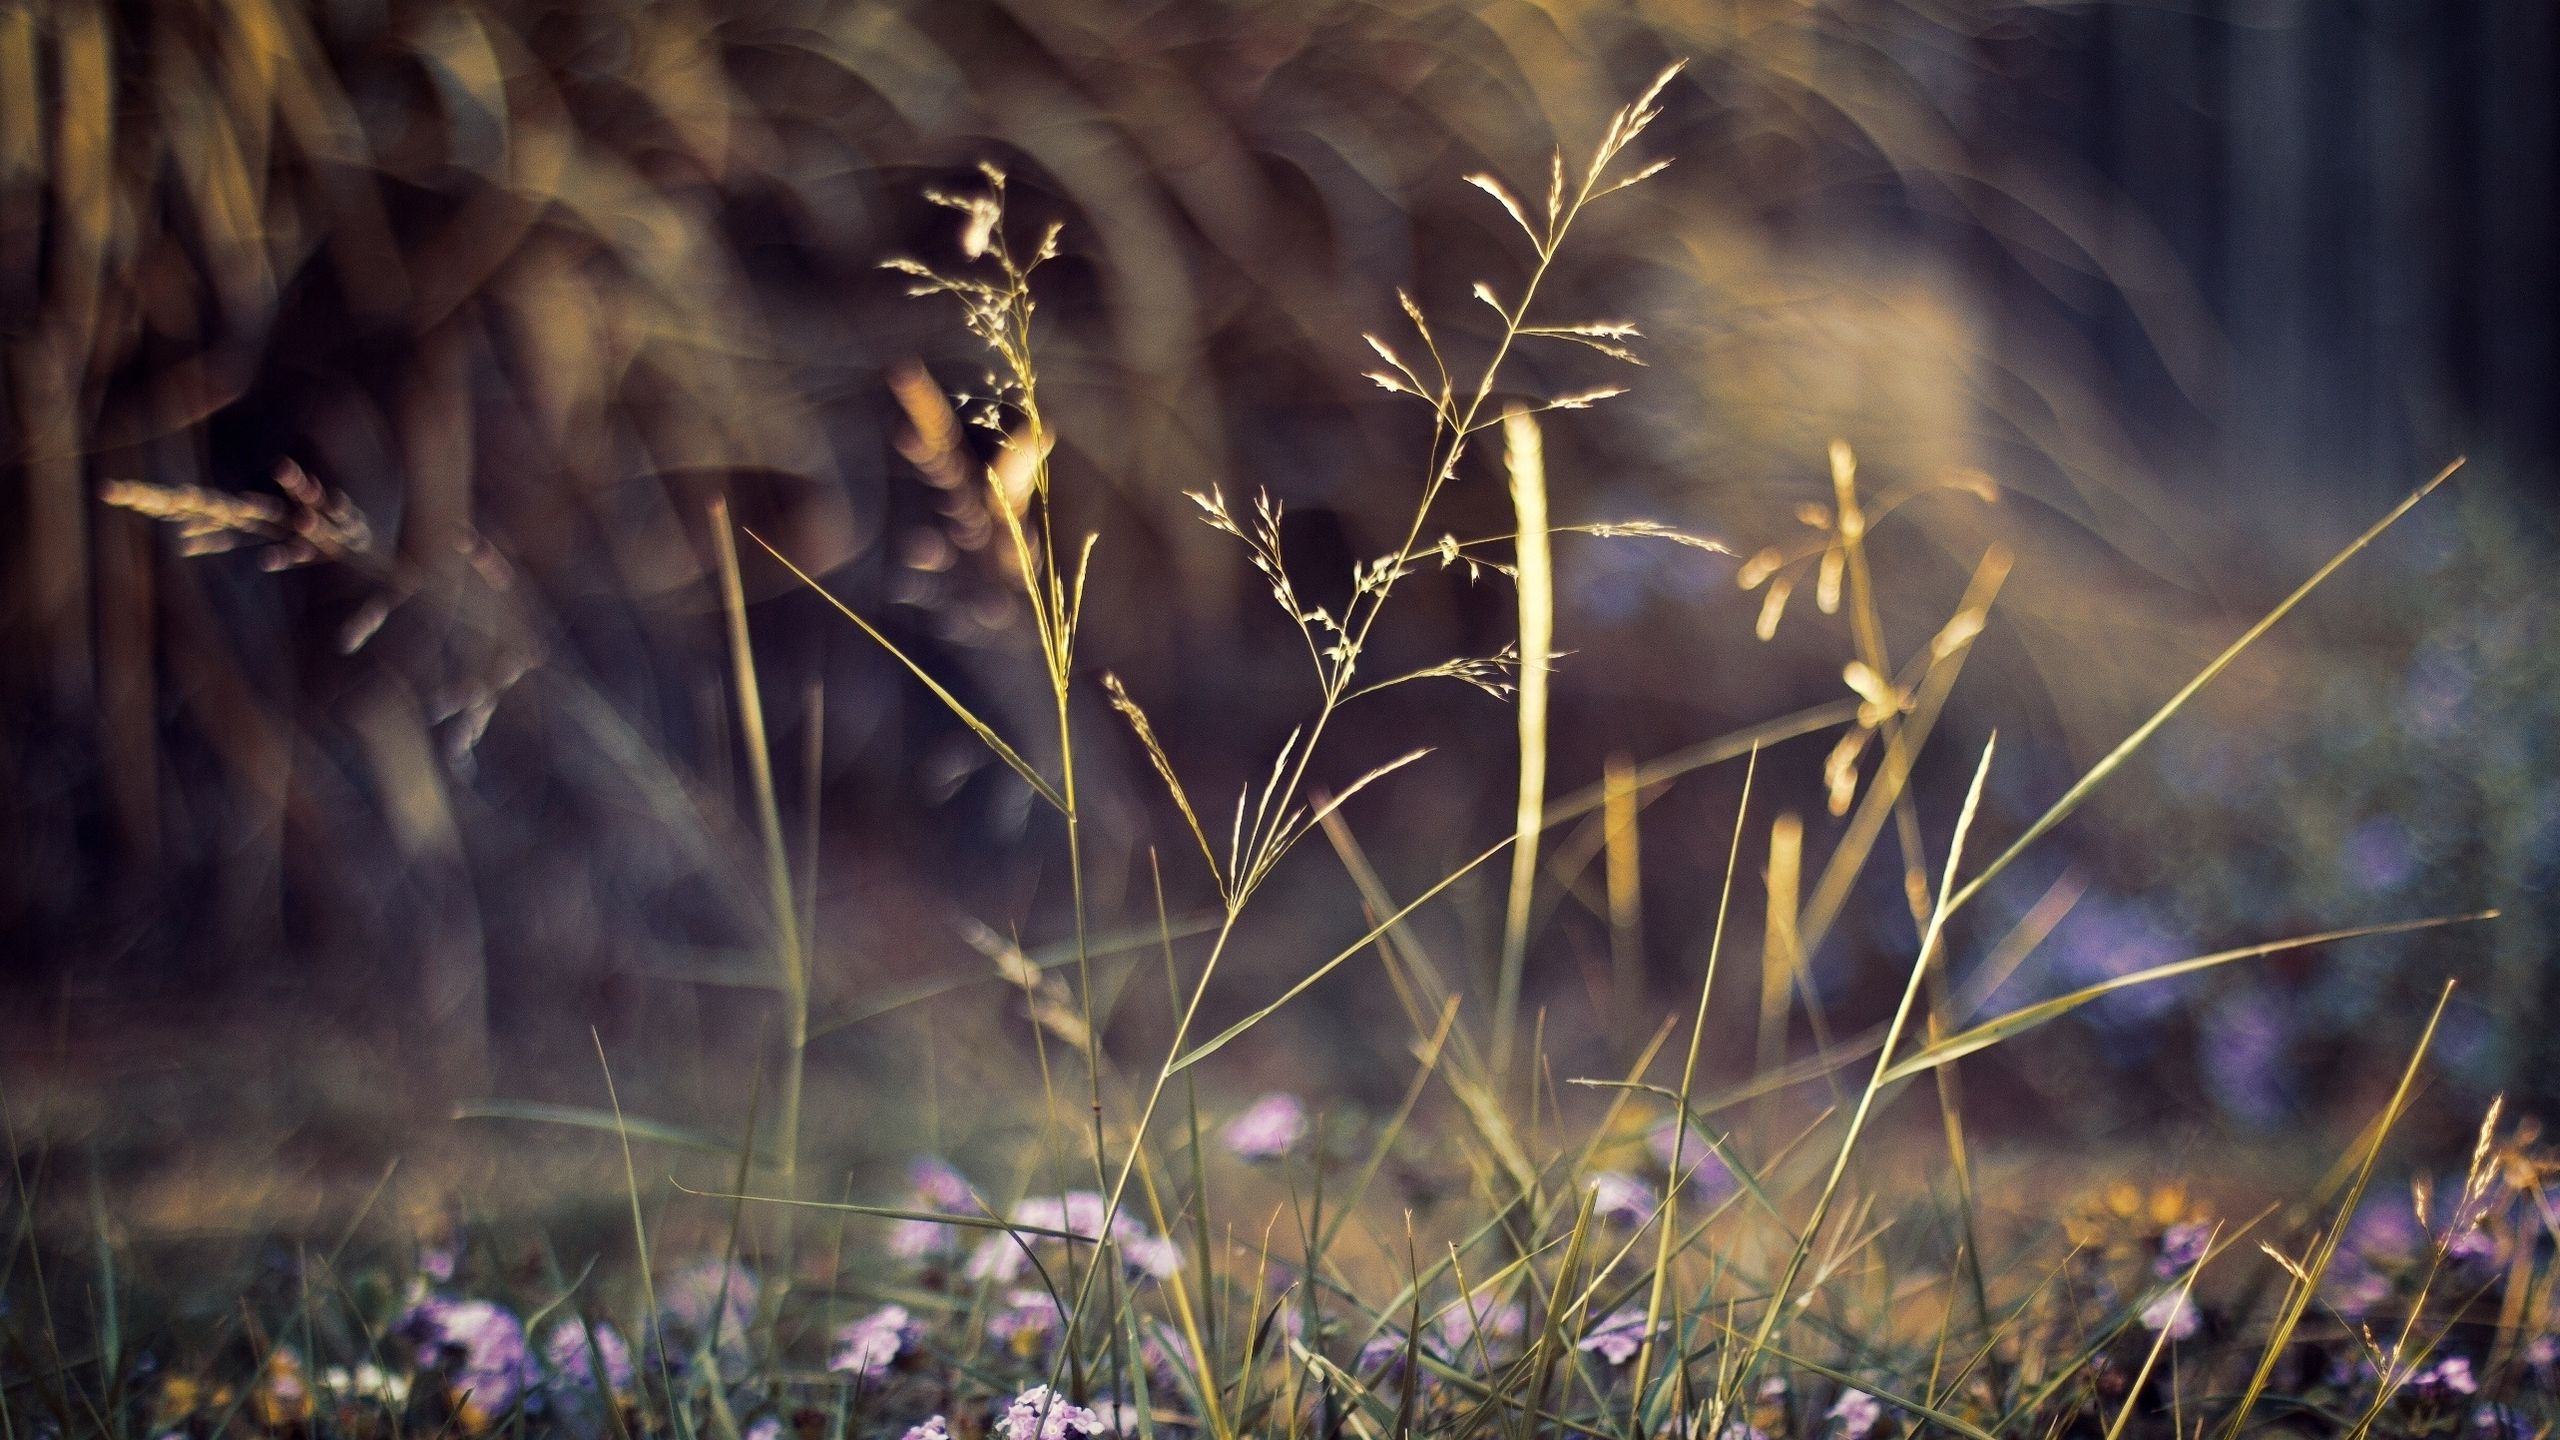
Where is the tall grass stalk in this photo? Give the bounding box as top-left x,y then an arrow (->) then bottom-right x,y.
1630,746 -> 1757,1407
1494,407 -> 1554,1076
709,500 -> 808,1285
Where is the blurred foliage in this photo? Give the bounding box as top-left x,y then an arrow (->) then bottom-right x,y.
0,0 -> 2552,1149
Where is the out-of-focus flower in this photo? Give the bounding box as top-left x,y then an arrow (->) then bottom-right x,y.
2201,993 -> 2292,1131
2446,1224 -> 2504,1269
2155,1221 -> 2212,1278
2473,1402 -> 2531,1437
399,1298 -> 533,1432
1121,1233 -> 1184,1280
251,1350 -> 313,1428
1139,1318 -> 1192,1392
2138,1290 -> 2198,1341
544,1319 -> 635,1395
831,1305 -> 917,1380
154,1375 -> 233,1427
2345,1198 -> 2425,1266
1828,1388 -> 1883,1439
321,1363 -> 408,1406
891,1158 -> 978,1260
662,1261 -> 760,1338
993,1386 -> 1106,1440
1432,1291 -> 1524,1359
2049,897 -> 2187,1032
656,1260 -> 759,1376
1588,1171 -> 1659,1228
2345,818 -> 2419,892
2415,1355 -> 2478,1400
2325,1263 -> 2393,1321
420,1240 -> 461,1286
901,1418 -> 950,1440
2523,1334 -> 2558,1383
1577,1309 -> 1653,1366
1750,1375 -> 1790,1433
989,1289 -> 1065,1357
1222,1093 -> 1309,1162
1648,1120 -> 1739,1203
1357,1329 -> 1416,1379
743,1415 -> 783,1440
965,1193 -> 1174,1284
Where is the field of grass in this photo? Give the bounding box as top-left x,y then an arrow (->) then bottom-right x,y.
6,52 -> 2549,1440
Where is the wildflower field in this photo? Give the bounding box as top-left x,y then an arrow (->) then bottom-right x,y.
3,6 -> 2557,1440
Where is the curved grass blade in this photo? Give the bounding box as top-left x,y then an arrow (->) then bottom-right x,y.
1878,912 -> 2497,1085
1941,459 -> 2462,923
665,1180 -> 1090,1243
744,527 -> 1064,812
455,1101 -> 759,1161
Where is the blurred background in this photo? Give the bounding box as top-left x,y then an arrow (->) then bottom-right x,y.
2,0 -> 2555,1222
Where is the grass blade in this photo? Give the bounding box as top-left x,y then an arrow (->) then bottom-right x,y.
1879,912 -> 2497,1084
2219,980 -> 2458,1437
1493,406 -> 1553,1073
455,1101 -> 764,1160
1942,459 -> 2462,923
744,526 -> 1065,812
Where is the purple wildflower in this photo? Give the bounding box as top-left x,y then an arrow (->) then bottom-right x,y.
2524,1334 -> 2558,1382
1587,1171 -> 1658,1228
2416,1356 -> 2478,1400
399,1298 -> 533,1428
1357,1329 -> 1414,1378
1577,1309 -> 1653,1366
2050,897 -> 2187,1031
890,1158 -> 978,1260
993,1386 -> 1106,1440
2447,1225 -> 2504,1269
743,1417 -> 782,1440
542,1319 -> 634,1394
1649,1121 -> 1738,1203
2474,1403 -> 2531,1437
1120,1233 -> 1184,1280
2155,1221 -> 2212,1278
2345,819 -> 2418,891
420,1241 -> 461,1286
662,1261 -> 759,1337
2345,1198 -> 2425,1266
655,1261 -> 758,1377
964,1193 -> 1172,1284
1828,1389 -> 1883,1440
830,1305 -> 916,1380
2200,993 -> 2291,1131
901,1419 -> 949,1440
1139,1319 -> 1190,1391
1432,1292 -> 1524,1359
1222,1093 -> 1309,1162
2325,1262 -> 2393,1320
2138,1290 -> 2198,1341
988,1289 -> 1065,1356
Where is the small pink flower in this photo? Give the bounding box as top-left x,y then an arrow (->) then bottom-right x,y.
1587,1171 -> 1658,1228
2139,1290 -> 2198,1341
993,1386 -> 1105,1440
830,1305 -> 915,1379
1222,1093 -> 1309,1162
1577,1309 -> 1652,1366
